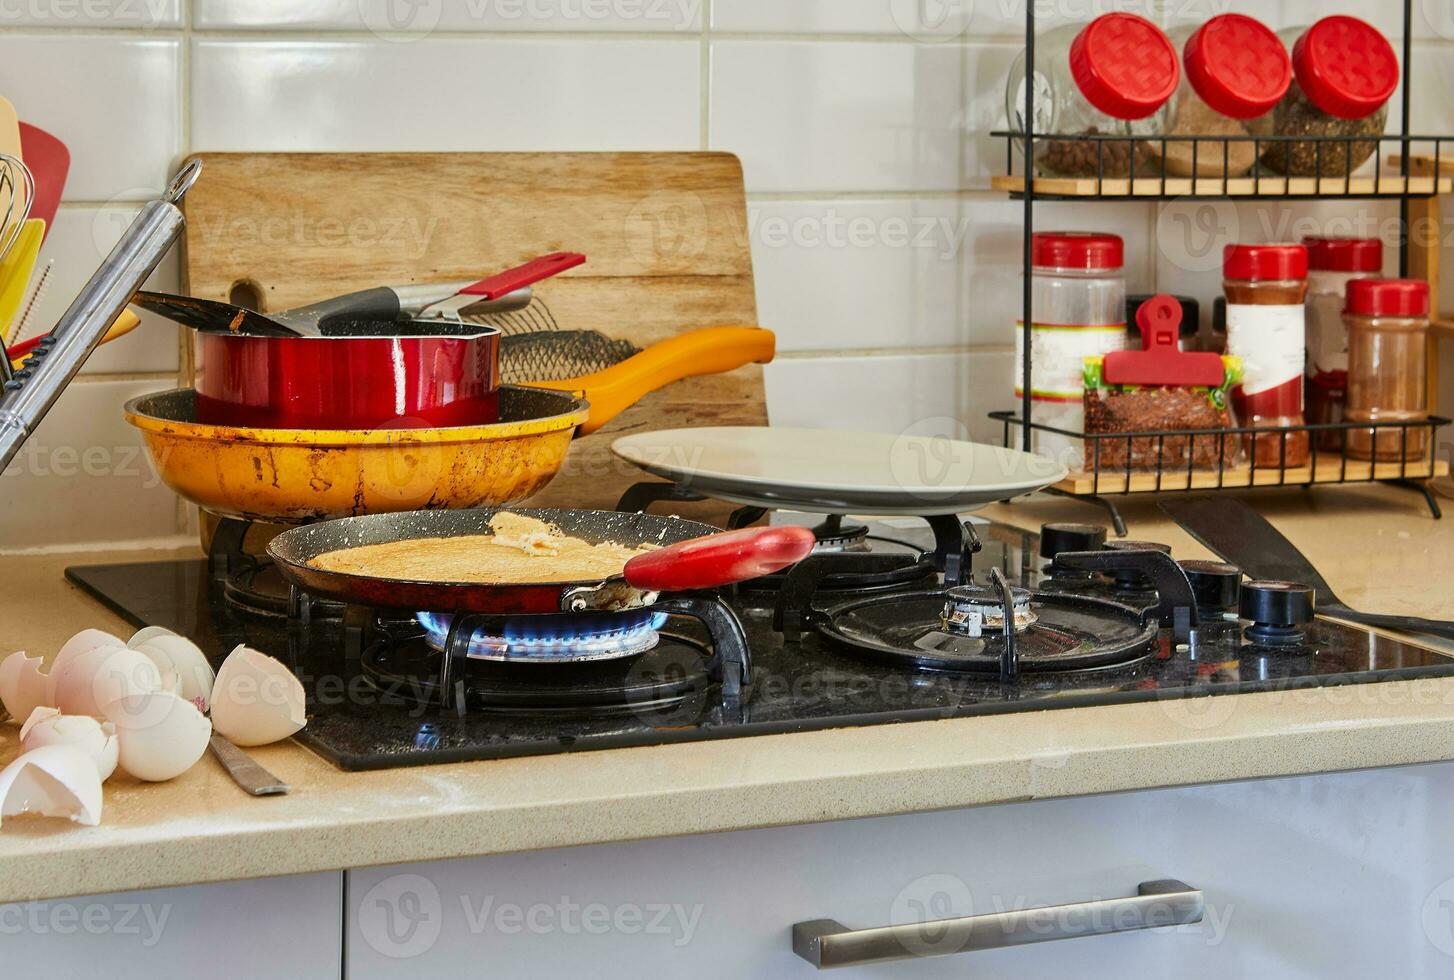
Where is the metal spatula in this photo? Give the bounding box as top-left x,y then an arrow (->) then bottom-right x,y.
1159,496 -> 1454,640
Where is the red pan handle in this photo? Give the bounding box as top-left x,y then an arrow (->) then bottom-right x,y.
623,526 -> 816,593
459,252 -> 586,299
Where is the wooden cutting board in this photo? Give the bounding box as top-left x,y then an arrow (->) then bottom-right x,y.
178,152 -> 767,525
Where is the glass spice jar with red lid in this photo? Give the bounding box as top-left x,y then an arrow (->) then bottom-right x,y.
1343,278 -> 1431,462
1222,243 -> 1311,469
1302,236 -> 1384,450
1152,14 -> 1291,178
1253,16 -> 1398,177
1005,13 -> 1178,178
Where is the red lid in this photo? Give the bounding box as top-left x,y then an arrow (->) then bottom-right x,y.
1032,231 -> 1124,271
1068,13 -> 1179,120
1102,296 -> 1227,387
1302,236 -> 1383,273
1183,15 -> 1292,120
1291,16 -> 1398,120
1345,278 -> 1429,317
1223,243 -> 1308,281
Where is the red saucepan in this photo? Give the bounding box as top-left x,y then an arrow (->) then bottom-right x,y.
267,508 -> 817,615
138,252 -> 584,429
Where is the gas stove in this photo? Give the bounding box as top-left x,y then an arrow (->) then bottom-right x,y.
65,515 -> 1454,771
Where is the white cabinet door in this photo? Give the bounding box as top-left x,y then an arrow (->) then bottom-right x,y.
2,871 -> 343,979
347,762 -> 1454,978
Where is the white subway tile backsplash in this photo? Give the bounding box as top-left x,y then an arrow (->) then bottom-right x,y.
709,39 -> 1015,192
19,207 -> 181,374
195,0 -> 701,32
0,379 -> 181,550
0,0 -> 180,28
710,0 -> 1133,38
0,35 -> 181,201
764,350 -> 1014,445
752,197 -> 1153,353
191,38 -> 700,152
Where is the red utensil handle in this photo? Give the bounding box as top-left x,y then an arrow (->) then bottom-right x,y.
623,526 -> 816,593
459,252 -> 586,299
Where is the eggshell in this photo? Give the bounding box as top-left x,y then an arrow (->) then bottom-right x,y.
0,745 -> 103,827
52,645 -> 162,718
103,691 -> 212,782
45,629 -> 126,706
209,645 -> 307,747
20,710 -> 119,781
0,651 -> 49,722
126,626 -> 176,648
132,635 -> 215,711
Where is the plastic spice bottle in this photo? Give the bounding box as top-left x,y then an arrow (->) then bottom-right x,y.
1005,13 -> 1178,178
1343,278 -> 1430,462
1222,244 -> 1311,468
1302,237 -> 1383,450
1153,15 -> 1291,178
1015,232 -> 1126,466
1254,17 -> 1398,177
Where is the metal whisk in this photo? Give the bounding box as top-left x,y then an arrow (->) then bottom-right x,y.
0,153 -> 35,268
461,297 -> 642,384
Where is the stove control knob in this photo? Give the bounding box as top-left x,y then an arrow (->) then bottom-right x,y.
1240,580 -> 1316,644
1180,559 -> 1242,612
1038,522 -> 1108,559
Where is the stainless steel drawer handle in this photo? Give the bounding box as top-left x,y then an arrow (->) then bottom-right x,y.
792,878 -> 1203,969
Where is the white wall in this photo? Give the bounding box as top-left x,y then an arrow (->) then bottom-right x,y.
0,0 -> 1450,548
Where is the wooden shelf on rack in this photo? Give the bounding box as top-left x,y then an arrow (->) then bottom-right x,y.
1432,317 -> 1454,340
1054,453 -> 1449,496
991,174 -> 1452,198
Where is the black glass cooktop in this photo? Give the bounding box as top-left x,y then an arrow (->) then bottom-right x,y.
65,519 -> 1454,771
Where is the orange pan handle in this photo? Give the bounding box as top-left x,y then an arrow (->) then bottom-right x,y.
526,325 -> 775,435
9,309 -> 140,369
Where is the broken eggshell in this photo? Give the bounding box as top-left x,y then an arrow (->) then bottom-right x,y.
44,629 -> 126,707
51,644 -> 162,718
102,690 -> 212,782
0,651 -> 49,723
126,626 -> 176,649
209,645 -> 306,747
131,634 -> 215,711
19,708 -> 119,781
0,744 -> 103,828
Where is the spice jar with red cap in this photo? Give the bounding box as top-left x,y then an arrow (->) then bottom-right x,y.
1343,278 -> 1430,462
1015,232 -> 1127,465
1253,16 -> 1398,177
1151,15 -> 1291,178
1006,13 -> 1178,178
1222,243 -> 1311,468
1303,236 -> 1384,449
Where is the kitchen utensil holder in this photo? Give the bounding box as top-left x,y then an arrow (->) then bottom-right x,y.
993,0 -> 1451,533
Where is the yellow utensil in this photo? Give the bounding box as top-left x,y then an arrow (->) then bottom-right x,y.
0,96 -> 21,161
0,217 -> 42,341
8,309 -> 140,371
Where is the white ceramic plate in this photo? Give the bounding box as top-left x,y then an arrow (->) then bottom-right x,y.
611,427 -> 1068,516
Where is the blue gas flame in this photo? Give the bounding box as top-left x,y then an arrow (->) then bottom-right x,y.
416,610 -> 668,662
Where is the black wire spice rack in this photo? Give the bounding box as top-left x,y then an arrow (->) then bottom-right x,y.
989,411 -> 1450,536
992,0 -> 1452,532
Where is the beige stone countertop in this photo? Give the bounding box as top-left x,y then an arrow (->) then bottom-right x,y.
3,483 -> 1454,903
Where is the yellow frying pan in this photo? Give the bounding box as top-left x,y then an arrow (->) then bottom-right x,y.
124,325 -> 773,524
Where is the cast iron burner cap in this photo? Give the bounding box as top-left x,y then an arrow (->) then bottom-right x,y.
941,583 -> 1036,637
1039,522 -> 1108,559
815,588 -> 1158,674
1241,580 -> 1316,646
810,516 -> 872,553
362,625 -> 712,716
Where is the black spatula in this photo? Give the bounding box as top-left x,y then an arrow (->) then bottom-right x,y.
1159,496 -> 1454,640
